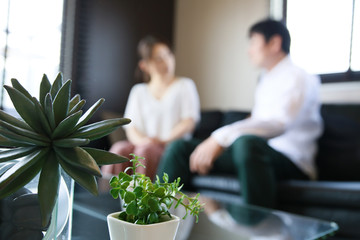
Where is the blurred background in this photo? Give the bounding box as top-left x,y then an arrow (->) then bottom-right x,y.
1,0 -> 359,123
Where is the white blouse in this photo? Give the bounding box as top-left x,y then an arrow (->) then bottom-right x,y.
211,56 -> 323,179
123,77 -> 200,141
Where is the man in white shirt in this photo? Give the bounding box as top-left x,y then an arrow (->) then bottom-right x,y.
157,19 -> 323,208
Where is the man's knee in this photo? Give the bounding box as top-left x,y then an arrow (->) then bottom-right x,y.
232,135 -> 266,166
233,135 -> 264,149
164,139 -> 194,157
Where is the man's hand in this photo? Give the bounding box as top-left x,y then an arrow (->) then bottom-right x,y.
190,137 -> 224,175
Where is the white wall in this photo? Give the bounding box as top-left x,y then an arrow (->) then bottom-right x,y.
174,0 -> 360,111
320,82 -> 360,103
174,0 -> 269,111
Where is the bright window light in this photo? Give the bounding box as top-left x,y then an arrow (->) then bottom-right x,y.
351,0 -> 360,70
287,0 -> 357,74
0,0 -> 63,110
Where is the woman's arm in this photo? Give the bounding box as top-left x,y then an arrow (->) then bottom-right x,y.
125,126 -> 156,145
163,118 -> 196,144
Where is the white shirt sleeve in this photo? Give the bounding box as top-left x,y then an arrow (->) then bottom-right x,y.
123,85 -> 142,129
211,67 -> 308,148
180,79 -> 201,123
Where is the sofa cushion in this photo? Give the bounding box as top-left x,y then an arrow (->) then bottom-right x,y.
316,104 -> 360,180
193,111 -> 223,140
220,111 -> 249,126
278,180 -> 360,208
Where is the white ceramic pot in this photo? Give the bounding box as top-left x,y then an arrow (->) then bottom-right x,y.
107,211 -> 180,240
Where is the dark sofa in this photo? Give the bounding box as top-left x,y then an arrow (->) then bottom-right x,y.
190,104 -> 360,239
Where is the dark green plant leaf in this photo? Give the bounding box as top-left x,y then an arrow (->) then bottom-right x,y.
71,118 -> 131,141
69,94 -> 81,110
54,146 -> 101,177
53,79 -> 72,125
0,148 -> 48,198
0,110 -> 32,131
44,93 -> 56,130
52,138 -> 90,148
118,172 -> 132,181
0,147 -> 37,163
0,127 -> 50,147
39,74 -> 51,107
50,72 -> 63,99
33,97 -> 52,136
58,156 -> 98,196
147,212 -> 159,224
52,110 -> 82,139
82,147 -> 129,165
11,78 -> 33,101
148,198 -> 161,212
73,98 -> 105,129
0,120 -> 49,143
38,150 -> 60,227
4,86 -> 44,134
133,186 -> 144,198
118,211 -> 127,221
0,135 -> 33,147
68,99 -> 86,116
154,187 -> 166,198
110,188 -> 119,199
124,191 -> 136,204
126,200 -> 138,216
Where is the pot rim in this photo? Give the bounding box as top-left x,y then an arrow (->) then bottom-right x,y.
107,211 -> 180,228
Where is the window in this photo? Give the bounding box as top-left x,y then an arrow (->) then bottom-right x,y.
285,0 -> 360,82
0,0 -> 64,110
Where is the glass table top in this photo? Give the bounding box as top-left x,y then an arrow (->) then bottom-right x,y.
185,197 -> 338,240
72,177 -> 338,240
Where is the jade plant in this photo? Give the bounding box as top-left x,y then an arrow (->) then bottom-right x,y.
0,73 -> 130,227
109,154 -> 203,225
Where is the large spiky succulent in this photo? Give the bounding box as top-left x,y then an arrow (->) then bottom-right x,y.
0,73 -> 130,227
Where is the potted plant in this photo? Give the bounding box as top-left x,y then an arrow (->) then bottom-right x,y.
0,73 -> 131,238
107,154 -> 203,240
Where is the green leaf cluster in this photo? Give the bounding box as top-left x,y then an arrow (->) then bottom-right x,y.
109,154 -> 204,225
0,73 -> 131,227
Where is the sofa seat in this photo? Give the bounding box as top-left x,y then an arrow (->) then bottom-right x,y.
189,104 -> 360,239
192,175 -> 360,209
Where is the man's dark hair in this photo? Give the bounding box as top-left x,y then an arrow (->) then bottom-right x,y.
249,19 -> 291,54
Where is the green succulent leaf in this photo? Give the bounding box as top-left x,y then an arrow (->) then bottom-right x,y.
82,147 -> 129,165
33,97 -> 52,136
71,118 -> 131,141
0,110 -> 32,131
0,135 -> 34,147
50,72 -> 63,99
74,98 -> 105,129
0,127 -> 50,147
38,150 -> 60,227
69,94 -> 81,110
148,197 -> 161,212
58,157 -> 98,196
4,86 -> 44,134
0,147 -> 37,163
11,78 -> 33,102
53,79 -> 72,125
39,74 -> 51,107
154,187 -> 166,198
52,110 -> 82,139
53,138 -> 90,148
124,191 -> 136,204
44,93 -> 56,130
68,99 -> 86,116
126,200 -> 138,216
54,146 -> 101,177
147,212 -> 159,224
0,120 -> 49,143
0,148 -> 49,198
